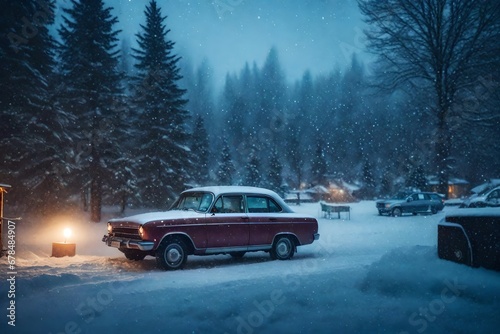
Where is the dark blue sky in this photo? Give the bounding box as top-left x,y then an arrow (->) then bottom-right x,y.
56,0 -> 367,87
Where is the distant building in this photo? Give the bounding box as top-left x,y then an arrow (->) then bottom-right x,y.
426,176 -> 469,198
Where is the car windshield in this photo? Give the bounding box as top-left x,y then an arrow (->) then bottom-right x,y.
170,192 -> 214,212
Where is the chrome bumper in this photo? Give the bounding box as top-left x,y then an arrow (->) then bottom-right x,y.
102,235 -> 155,251
314,233 -> 320,241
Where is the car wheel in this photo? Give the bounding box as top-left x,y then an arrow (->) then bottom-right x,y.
156,237 -> 188,270
392,207 -> 402,217
431,206 -> 438,214
270,236 -> 295,260
123,249 -> 146,261
229,251 -> 246,258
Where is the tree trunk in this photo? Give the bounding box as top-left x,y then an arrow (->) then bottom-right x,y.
90,176 -> 102,222
435,113 -> 450,199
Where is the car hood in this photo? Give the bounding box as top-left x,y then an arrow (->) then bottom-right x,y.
109,210 -> 205,226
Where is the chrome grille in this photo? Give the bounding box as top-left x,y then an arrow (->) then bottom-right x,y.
112,227 -> 140,239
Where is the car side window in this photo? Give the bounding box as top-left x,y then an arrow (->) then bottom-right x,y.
214,195 -> 244,213
247,196 -> 282,213
489,190 -> 499,200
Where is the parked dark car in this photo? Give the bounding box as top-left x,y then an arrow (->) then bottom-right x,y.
103,186 -> 320,270
438,208 -> 500,271
460,186 -> 500,208
376,191 -> 445,217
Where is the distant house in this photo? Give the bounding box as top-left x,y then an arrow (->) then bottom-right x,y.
284,180 -> 358,204
307,181 -> 358,203
426,176 -> 469,198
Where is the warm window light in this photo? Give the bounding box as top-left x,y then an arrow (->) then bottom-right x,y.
63,228 -> 72,243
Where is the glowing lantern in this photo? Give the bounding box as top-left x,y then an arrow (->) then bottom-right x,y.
52,227 -> 76,257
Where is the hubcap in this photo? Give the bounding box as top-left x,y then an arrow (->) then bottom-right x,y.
277,241 -> 289,257
166,247 -> 181,263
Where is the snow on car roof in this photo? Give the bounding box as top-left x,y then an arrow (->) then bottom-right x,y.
183,186 -> 294,213
183,186 -> 279,197
446,207 -> 500,217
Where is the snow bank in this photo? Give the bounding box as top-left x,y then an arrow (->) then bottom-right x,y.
1,201 -> 498,334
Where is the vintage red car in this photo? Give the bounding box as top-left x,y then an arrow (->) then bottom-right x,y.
102,186 -> 320,270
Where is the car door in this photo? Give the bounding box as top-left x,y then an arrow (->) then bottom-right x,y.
204,195 -> 249,249
246,195 -> 284,247
415,193 -> 430,212
401,193 -> 419,213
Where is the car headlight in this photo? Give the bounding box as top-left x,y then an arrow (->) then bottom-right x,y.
107,223 -> 112,234
139,225 -> 144,238
385,203 -> 391,208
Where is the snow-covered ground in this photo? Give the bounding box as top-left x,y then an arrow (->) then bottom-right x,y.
1,202 -> 499,333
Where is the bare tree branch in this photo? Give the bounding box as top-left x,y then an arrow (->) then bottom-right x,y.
358,0 -> 500,196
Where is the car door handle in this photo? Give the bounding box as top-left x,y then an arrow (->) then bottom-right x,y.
269,218 -> 277,221
241,217 -> 249,220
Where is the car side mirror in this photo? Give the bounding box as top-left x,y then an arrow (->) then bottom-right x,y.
407,198 -> 412,202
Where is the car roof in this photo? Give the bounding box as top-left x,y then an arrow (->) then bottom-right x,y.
183,186 -> 279,197
183,186 -> 294,213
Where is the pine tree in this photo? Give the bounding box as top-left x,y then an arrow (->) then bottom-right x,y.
131,0 -> 191,208
311,141 -> 327,186
267,148 -> 283,195
245,149 -> 262,187
254,47 -> 286,164
407,164 -> 427,191
191,115 -> 210,186
189,58 -> 214,119
217,137 -> 235,185
287,126 -> 304,189
362,160 -> 376,190
58,0 -> 124,221
0,0 -> 74,213
258,47 -> 286,122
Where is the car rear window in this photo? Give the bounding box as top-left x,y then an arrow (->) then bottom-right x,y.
247,196 -> 282,213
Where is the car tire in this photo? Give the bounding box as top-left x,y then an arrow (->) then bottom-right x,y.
392,207 -> 402,217
156,237 -> 188,270
270,236 -> 295,260
431,206 -> 438,214
122,249 -> 146,261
